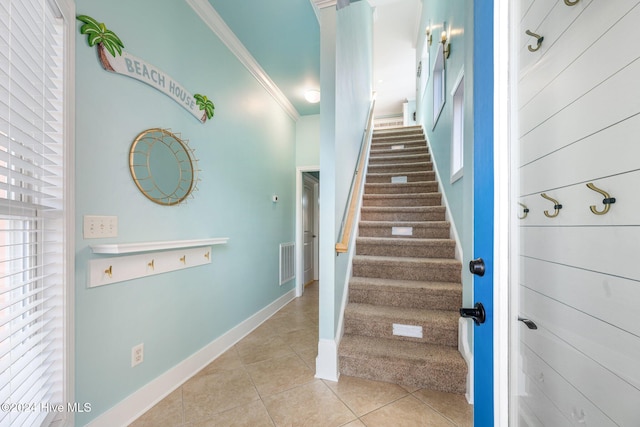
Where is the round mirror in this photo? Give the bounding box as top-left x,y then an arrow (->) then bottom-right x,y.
129,128 -> 198,206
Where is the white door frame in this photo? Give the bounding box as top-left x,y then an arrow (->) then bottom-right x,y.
494,0 -> 511,425
295,166 -> 320,297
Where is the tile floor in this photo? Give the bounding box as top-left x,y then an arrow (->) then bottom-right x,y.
130,281 -> 473,426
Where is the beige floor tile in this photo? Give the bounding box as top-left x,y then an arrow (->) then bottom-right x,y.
360,395 -> 455,427
182,368 -> 260,423
235,333 -> 295,365
129,388 -> 183,427
340,421 -> 366,427
263,380 -> 357,427
280,327 -> 318,353
267,313 -> 317,335
413,389 -> 473,427
246,353 -> 316,396
196,347 -> 245,378
293,346 -> 318,370
187,400 -> 275,427
324,375 -> 409,417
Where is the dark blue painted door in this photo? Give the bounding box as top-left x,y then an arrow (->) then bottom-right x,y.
472,1 -> 494,425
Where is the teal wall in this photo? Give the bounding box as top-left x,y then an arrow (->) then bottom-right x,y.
318,1 -> 373,341
75,0 -> 297,423
416,0 -> 475,309
296,114 -> 320,167
333,0 -> 374,330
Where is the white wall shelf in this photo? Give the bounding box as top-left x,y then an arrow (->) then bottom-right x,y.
87,238 -> 229,288
90,238 -> 229,254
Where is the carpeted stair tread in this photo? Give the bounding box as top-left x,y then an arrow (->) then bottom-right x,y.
363,193 -> 441,207
352,256 -> 461,282
360,206 -> 446,222
345,301 -> 456,328
339,335 -> 467,393
349,276 -> 462,295
367,161 -> 433,174
344,303 -> 459,346
357,223 -> 450,239
365,171 -> 435,184
369,153 -> 431,164
353,255 -> 460,267
340,334 -> 465,366
373,135 -> 426,143
364,181 -> 439,194
370,146 -> 428,155
348,276 -> 461,310
356,237 -> 455,258
371,141 -> 427,150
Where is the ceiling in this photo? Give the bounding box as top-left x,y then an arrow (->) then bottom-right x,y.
206,0 -> 421,118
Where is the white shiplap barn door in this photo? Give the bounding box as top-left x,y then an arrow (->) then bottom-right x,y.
514,1 -> 640,425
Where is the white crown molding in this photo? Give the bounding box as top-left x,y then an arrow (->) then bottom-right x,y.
313,0 -> 337,8
186,0 -> 300,121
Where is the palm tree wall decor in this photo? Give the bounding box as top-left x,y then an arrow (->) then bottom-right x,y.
77,15 -> 124,72
77,14 -> 215,124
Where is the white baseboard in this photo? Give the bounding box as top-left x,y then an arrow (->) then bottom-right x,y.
87,289 -> 296,427
315,338 -> 339,382
459,317 -> 474,404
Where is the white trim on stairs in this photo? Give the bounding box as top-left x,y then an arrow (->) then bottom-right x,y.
423,127 -> 473,402
315,339 -> 340,382
87,289 -> 296,427
185,0 -> 300,121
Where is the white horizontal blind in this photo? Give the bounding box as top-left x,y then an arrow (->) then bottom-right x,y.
0,1 -> 66,426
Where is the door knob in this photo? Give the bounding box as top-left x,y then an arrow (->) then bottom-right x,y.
469,258 -> 485,276
460,302 -> 486,325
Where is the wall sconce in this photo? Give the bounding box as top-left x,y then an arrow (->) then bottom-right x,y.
441,28 -> 451,59
425,26 -> 432,46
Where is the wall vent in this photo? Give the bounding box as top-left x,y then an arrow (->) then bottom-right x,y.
279,242 -> 295,285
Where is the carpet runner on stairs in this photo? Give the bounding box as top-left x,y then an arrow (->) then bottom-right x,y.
338,125 -> 467,395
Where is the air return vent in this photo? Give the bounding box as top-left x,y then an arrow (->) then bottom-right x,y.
279,242 -> 295,285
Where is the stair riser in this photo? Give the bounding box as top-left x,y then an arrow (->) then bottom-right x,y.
358,226 -> 450,239
343,318 -> 457,347
372,135 -> 424,143
360,209 -> 445,222
364,182 -> 438,195
349,288 -> 461,311
371,143 -> 426,151
363,195 -> 441,207
369,154 -> 431,165
365,172 -> 435,184
339,358 -> 466,394
371,149 -> 429,157
352,262 -> 461,282
356,242 -> 455,258
367,163 -> 433,174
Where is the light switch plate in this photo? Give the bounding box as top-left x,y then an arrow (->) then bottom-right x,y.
84,215 -> 118,239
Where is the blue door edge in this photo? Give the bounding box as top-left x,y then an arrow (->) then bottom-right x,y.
472,0 -> 494,425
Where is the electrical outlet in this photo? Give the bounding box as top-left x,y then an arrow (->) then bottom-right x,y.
84,215 -> 118,239
131,343 -> 144,367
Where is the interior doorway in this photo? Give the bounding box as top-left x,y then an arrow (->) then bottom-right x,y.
296,167 -> 319,297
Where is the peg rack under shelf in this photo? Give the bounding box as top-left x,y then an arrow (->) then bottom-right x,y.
88,238 -> 229,287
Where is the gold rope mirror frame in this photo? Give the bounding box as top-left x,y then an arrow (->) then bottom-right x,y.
129,128 -> 199,206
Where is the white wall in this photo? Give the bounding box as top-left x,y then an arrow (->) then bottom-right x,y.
513,1 -> 640,425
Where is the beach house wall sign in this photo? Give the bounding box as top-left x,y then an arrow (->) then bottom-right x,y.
77,15 -> 215,123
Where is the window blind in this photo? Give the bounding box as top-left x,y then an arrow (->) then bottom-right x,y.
0,0 -> 66,426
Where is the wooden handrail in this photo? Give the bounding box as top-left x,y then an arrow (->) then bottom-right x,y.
335,97 -> 376,254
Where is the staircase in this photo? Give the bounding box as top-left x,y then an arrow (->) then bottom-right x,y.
338,126 -> 467,394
